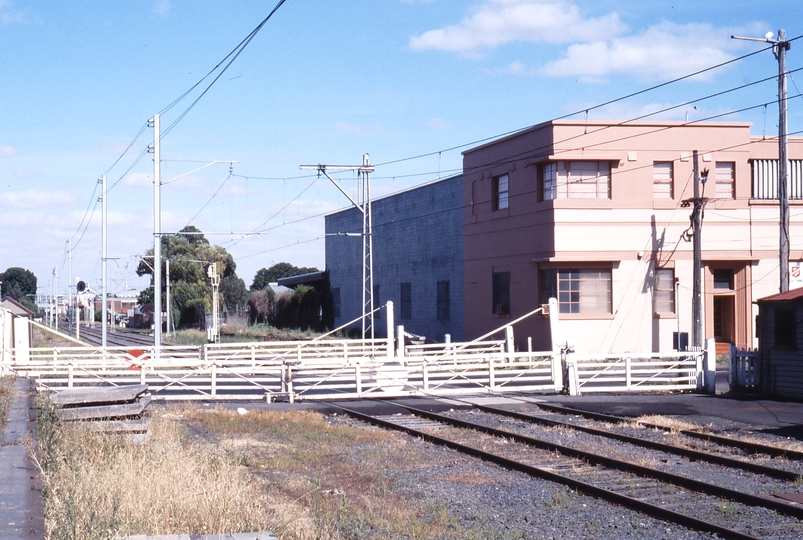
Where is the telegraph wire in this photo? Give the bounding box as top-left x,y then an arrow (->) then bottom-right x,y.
374,37 -> 799,169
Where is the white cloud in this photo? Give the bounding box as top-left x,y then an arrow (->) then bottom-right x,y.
153,0 -> 170,18
426,117 -> 452,129
0,0 -> 24,25
1,189 -> 75,209
121,172 -> 152,189
0,144 -> 18,158
409,0 -> 626,55
542,22 -> 741,83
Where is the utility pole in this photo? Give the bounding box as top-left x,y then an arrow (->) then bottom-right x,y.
208,263 -> 220,343
166,259 -> 171,337
100,174 -> 108,347
300,154 -> 375,339
732,29 -> 791,292
67,239 -> 73,337
682,151 -> 708,348
149,114 -> 162,356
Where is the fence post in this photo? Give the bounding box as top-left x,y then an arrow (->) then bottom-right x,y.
505,326 -> 515,364
287,365 -> 294,403
68,364 -> 74,389
211,363 -> 217,398
355,363 -> 362,396
423,361 -> 429,392
396,325 -> 405,363
386,301 -> 395,360
705,338 -> 716,394
728,342 -> 736,390
489,356 -> 495,390
548,297 -> 563,391
625,356 -> 632,390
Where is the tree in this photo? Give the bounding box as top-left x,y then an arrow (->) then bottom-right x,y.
136,226 -> 247,329
1,267 -> 37,301
251,262 -> 319,291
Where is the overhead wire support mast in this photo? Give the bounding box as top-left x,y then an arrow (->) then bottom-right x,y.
301,155 -> 375,340
732,29 -> 791,292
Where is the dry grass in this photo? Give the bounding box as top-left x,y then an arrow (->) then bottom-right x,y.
636,414 -> 704,432
35,402 -> 510,539
35,403 -> 312,540
219,323 -> 323,343
0,376 -> 15,430
181,407 -> 495,539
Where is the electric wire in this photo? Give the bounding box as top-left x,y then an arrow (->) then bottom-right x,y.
373,37 -> 799,169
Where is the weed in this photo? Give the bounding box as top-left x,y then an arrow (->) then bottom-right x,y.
717,501 -> 739,517
547,488 -> 572,510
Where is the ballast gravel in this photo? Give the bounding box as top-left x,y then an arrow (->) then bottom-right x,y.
329,414 -> 712,539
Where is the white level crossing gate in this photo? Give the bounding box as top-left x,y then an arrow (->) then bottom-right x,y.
0,300 -> 713,400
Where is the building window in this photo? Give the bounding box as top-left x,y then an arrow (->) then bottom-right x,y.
715,162 -> 735,199
654,268 -> 675,313
542,161 -> 610,200
332,287 -> 341,318
653,161 -> 673,199
437,281 -> 450,321
400,282 -> 412,320
713,269 -> 733,290
541,268 -> 612,314
775,306 -> 796,348
750,159 -> 803,200
492,272 -> 510,315
492,174 -> 509,210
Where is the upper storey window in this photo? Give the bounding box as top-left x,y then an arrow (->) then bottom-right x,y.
543,161 -> 610,200
492,174 -> 509,210
715,162 -> 735,199
653,161 -> 673,199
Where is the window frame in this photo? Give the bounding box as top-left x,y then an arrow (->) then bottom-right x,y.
400,282 -> 412,320
492,271 -> 511,315
654,268 -> 675,314
653,161 -> 674,199
437,280 -> 450,321
492,173 -> 509,211
775,305 -> 796,348
541,161 -> 611,200
540,267 -> 612,315
715,161 -> 735,199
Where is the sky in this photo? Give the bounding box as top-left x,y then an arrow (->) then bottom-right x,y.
0,0 -> 801,299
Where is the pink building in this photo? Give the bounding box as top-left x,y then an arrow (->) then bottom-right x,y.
462,120 -> 803,354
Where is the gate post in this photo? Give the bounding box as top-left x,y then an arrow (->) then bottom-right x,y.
548,298 -> 563,391
396,325 -> 405,363
505,326 -> 515,364
385,301 -> 395,360
355,363 -> 362,396
705,338 -> 716,394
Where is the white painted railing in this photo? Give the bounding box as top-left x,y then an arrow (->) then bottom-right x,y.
729,344 -> 759,390
0,303 -> 713,400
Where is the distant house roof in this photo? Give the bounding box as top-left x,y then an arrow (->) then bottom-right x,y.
1,296 -> 34,318
757,287 -> 803,304
277,271 -> 327,288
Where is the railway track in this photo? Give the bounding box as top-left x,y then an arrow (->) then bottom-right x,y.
56,321 -> 164,348
334,399 -> 803,539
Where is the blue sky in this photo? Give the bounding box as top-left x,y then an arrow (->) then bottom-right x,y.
0,0 -> 800,297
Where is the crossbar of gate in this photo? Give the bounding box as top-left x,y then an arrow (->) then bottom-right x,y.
572,351 -> 703,393
2,301 -> 711,399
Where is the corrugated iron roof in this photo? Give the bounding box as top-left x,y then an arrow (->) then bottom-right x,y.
757,287 -> 803,303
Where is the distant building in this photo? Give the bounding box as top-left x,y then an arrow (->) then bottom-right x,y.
325,175 -> 464,341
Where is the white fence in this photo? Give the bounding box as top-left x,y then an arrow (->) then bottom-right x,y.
0,301 -> 712,400
729,344 -> 759,391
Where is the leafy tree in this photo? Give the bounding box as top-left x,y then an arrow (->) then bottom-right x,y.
1,267 -> 37,300
136,226 -> 247,329
251,262 -> 319,291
